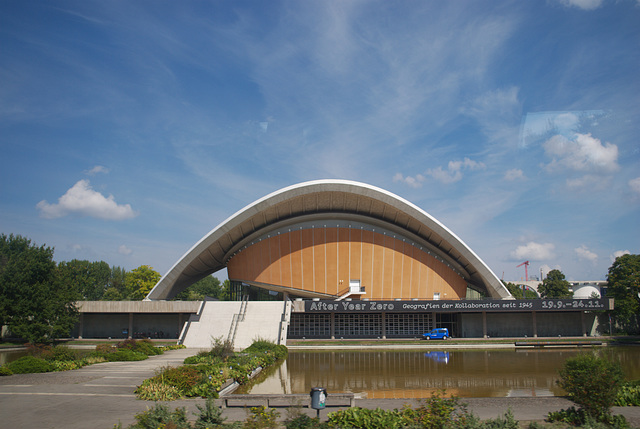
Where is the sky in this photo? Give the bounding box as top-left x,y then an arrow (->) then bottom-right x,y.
1,0 -> 638,284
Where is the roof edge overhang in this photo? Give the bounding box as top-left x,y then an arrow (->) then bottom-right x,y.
147,180 -> 511,300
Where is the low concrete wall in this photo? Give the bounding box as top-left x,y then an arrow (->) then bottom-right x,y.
77,301 -> 201,313
70,301 -> 201,339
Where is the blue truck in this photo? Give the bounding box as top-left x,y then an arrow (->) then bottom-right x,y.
422,328 -> 450,340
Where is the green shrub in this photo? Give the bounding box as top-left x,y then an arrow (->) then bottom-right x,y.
615,380 -> 640,406
476,409 -> 519,429
558,353 -> 625,421
244,339 -> 288,360
160,344 -> 186,351
106,349 -> 148,362
7,356 -> 52,374
547,407 -> 629,428
127,403 -> 190,429
208,336 -> 235,360
184,350 -> 223,365
95,343 -> 117,354
327,407 -> 405,429
84,355 -> 107,365
135,380 -> 183,401
244,338 -> 277,353
284,407 -> 321,429
245,405 -> 280,429
49,360 -> 83,371
403,390 -> 473,428
47,345 -> 80,361
0,365 -> 13,376
155,365 -> 202,392
117,339 -> 162,356
25,343 -> 52,358
193,398 -> 226,429
274,344 -> 288,360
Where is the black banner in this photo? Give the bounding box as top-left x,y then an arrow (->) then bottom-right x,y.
304,298 -> 611,313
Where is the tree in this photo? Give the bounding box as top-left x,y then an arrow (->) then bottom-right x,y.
538,269 -> 572,298
174,276 -> 222,301
102,265 -> 127,300
503,281 -> 538,299
0,234 -> 79,343
57,259 -> 111,300
221,279 -> 232,301
125,265 -> 161,300
606,254 -> 640,333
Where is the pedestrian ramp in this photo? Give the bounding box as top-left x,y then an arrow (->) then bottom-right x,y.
180,300 -> 291,351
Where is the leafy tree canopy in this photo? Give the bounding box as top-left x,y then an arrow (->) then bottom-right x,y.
125,265 -> 161,300
538,269 -> 572,298
174,276 -> 222,301
606,253 -> 640,333
503,281 -> 539,299
57,259 -> 111,300
0,233 -> 79,343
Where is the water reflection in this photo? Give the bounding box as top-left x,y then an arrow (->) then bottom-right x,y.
240,347 -> 640,398
424,351 -> 449,364
0,350 -> 27,366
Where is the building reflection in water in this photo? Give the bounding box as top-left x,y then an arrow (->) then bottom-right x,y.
240,348 -> 639,399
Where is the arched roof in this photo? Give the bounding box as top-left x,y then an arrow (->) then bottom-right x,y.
147,180 -> 511,300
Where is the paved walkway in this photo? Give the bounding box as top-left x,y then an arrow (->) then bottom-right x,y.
1,348 -> 639,428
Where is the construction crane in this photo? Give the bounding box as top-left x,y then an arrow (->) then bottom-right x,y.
517,260 -> 530,282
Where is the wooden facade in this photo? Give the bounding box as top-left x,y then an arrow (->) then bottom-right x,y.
227,226 -> 467,300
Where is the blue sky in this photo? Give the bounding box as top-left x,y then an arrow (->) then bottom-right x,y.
1,0 -> 638,283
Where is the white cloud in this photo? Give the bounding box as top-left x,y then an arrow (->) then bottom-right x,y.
504,168 -> 524,181
611,250 -> 630,261
629,177 -> 640,196
575,245 -> 598,262
85,165 -> 109,175
393,173 -> 424,188
118,245 -> 133,255
557,0 -> 604,10
426,157 -> 486,184
426,166 -> 462,184
566,174 -> 612,191
510,242 -> 556,261
37,179 -> 138,220
543,133 -> 619,173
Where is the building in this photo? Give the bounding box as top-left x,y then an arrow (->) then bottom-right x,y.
74,180 -> 611,346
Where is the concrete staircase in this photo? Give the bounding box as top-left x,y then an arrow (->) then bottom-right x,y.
180,300 -> 291,351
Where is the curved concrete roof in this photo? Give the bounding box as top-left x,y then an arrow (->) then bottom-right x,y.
147,180 -> 511,300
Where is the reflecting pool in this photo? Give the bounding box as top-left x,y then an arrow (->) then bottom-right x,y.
238,347 -> 640,398
0,350 -> 27,366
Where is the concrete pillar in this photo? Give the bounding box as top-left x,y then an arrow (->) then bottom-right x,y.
128,313 -> 133,339
78,313 -> 84,339
482,311 -> 487,338
381,312 -> 386,339
581,311 -> 587,337
330,312 -> 335,339
178,313 -> 184,339
532,311 -> 538,338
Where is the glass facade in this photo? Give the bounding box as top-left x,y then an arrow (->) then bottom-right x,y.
289,312 -> 457,339
288,313 -> 331,338
228,281 -> 282,301
385,313 -> 433,337
335,313 -> 382,338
